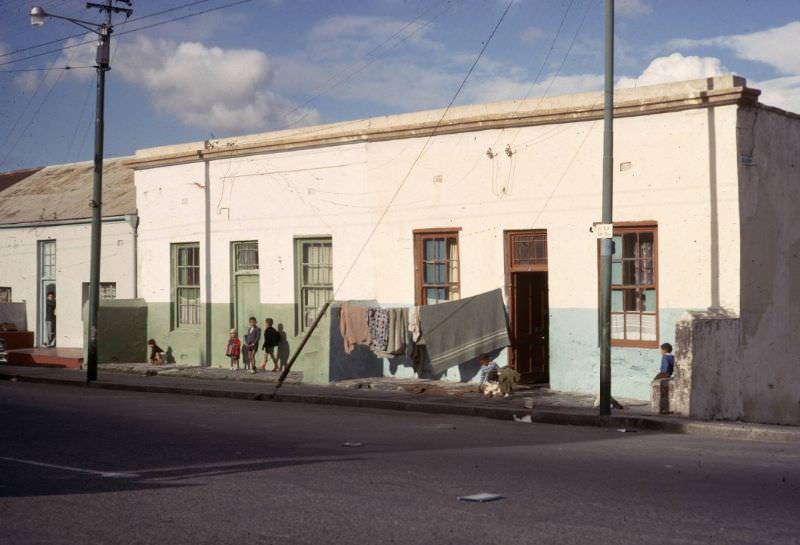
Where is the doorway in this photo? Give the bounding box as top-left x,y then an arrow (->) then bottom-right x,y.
505,231 -> 549,384
231,241 -> 260,336
37,240 -> 56,347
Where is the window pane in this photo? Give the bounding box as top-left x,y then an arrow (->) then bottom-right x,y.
625,313 -> 641,339
611,290 -> 623,312
235,243 -> 259,271
612,261 -> 622,284
641,314 -> 657,341
612,235 -> 622,259
611,313 -> 625,339
425,287 -> 446,304
642,288 -> 657,312
623,288 -> 639,311
0,288 -> 11,303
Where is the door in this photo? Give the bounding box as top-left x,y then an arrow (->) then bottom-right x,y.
505,230 -> 549,384
37,240 -> 56,347
235,275 -> 260,337
511,272 -> 549,384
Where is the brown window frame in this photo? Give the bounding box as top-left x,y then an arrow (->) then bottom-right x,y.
602,222 -> 659,349
413,228 -> 461,306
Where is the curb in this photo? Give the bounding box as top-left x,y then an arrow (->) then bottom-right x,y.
2,371 -> 798,443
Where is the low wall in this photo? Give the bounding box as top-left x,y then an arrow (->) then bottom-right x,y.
672,311 -> 743,420
83,299 -> 148,363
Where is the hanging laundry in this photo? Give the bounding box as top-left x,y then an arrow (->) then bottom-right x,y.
419,288 -> 510,375
408,306 -> 423,344
368,308 -> 390,353
383,307 -> 409,357
339,302 -> 372,354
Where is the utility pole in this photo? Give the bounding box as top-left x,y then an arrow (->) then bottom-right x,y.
598,0 -> 614,415
31,1 -> 133,383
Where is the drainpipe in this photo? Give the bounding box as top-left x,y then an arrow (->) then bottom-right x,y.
203,145 -> 212,367
125,213 -> 139,299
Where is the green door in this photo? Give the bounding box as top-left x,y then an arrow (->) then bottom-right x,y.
235,274 -> 260,337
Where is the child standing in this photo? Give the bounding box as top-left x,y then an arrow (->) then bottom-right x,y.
654,342 -> 675,380
244,317 -> 261,373
226,329 -> 241,370
261,318 -> 281,372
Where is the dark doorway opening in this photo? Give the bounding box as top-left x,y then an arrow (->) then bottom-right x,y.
505,231 -> 549,384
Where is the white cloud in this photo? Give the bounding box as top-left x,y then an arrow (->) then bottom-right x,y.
617,53 -> 728,88
671,21 -> 800,75
752,75 -> 800,114
13,71 -> 40,93
616,0 -> 652,16
520,26 -> 549,43
57,36 -> 319,133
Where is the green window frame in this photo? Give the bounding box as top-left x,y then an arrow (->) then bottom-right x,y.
172,242 -> 201,328
295,237 -> 333,331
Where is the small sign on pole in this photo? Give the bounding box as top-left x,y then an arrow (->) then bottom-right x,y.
594,223 -> 613,239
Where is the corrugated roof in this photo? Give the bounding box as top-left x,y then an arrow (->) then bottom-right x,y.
0,157 -> 134,225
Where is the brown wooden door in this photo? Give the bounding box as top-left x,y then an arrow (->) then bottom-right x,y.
511,271 -> 549,384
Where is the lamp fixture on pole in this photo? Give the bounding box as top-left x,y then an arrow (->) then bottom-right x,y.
31,0 -> 133,383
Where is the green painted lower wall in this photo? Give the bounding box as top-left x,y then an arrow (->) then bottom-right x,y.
146,302 -> 331,384
83,299 -> 148,363
549,308 -> 686,400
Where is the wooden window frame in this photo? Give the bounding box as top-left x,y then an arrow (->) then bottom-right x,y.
171,242 -> 201,329
601,222 -> 659,349
413,228 -> 461,306
294,237 -> 333,333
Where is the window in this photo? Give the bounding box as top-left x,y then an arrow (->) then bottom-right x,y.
508,231 -> 547,270
295,238 -> 333,330
233,241 -> 259,272
414,229 -> 460,305
610,225 -> 658,347
0,287 -> 11,303
172,243 -> 200,327
81,282 -> 116,309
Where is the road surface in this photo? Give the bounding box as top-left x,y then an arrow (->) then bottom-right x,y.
1,381 -> 798,544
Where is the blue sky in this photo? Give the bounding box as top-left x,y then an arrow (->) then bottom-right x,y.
1,0 -> 799,170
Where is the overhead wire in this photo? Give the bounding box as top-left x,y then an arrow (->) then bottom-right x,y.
331,0 -> 515,299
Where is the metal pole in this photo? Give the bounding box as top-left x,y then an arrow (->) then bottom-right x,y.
204,157 -> 212,366
86,2 -> 112,383
271,300 -> 332,398
599,0 -> 614,415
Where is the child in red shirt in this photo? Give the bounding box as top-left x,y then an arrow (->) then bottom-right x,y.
225,329 -> 242,370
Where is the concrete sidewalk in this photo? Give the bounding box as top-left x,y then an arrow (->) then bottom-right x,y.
1,363 -> 798,443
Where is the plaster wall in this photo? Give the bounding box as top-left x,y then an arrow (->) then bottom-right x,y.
133,104 -> 742,397
0,220 -> 136,348
737,106 -> 800,425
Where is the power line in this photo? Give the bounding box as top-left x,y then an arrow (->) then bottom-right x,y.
0,0 -> 211,60
332,0 -> 515,298
0,65 -> 95,73
0,0 -> 254,68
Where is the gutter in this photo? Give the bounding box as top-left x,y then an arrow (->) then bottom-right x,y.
0,215 -> 131,230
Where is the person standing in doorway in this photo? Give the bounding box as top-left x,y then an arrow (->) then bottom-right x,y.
245,317 -> 261,373
45,291 -> 56,347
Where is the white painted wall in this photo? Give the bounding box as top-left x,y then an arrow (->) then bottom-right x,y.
0,220 -> 136,347
133,101 -> 742,396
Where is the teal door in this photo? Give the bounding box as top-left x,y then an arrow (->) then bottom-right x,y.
235,274 -> 260,337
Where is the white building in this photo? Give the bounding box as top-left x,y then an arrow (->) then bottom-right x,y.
3,76 -> 799,425
0,158 -> 137,349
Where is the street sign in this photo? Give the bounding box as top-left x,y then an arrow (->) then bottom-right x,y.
594,223 -> 613,239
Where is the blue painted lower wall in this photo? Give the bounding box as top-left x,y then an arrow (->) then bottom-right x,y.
549,308 -> 685,400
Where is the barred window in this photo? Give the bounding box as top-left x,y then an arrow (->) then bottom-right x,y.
0,287 -> 11,303
173,243 -> 200,327
81,282 -> 116,311
295,238 -> 333,330
234,241 -> 259,272
609,226 -> 658,347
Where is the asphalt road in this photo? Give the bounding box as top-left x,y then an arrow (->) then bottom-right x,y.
1,382 -> 799,545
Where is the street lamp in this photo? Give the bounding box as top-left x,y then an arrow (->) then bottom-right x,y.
31,1 -> 133,383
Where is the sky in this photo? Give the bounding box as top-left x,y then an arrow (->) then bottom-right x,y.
0,0 -> 799,171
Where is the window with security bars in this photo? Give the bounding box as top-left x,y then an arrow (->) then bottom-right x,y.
414,230 -> 460,305
234,241 -> 259,272
173,243 -> 201,327
609,226 -> 658,347
0,287 -> 11,303
81,282 -> 116,311
510,232 -> 547,269
295,238 -> 333,330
